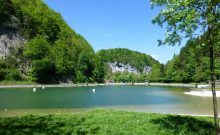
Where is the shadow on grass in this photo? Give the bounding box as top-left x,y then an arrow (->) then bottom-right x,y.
151,115 -> 215,135
0,115 -> 100,135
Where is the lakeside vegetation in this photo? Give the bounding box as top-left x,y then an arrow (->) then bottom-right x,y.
0,0 -> 220,85
0,110 -> 215,135
0,80 -> 36,85
0,0 -> 220,134
164,37 -> 220,83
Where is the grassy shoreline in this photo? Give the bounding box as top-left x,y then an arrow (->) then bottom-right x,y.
0,110 -> 215,135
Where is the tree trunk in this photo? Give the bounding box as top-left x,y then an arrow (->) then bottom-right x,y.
208,1 -> 220,133
209,41 -> 220,134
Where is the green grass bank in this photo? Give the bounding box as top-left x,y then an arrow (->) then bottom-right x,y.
0,110 -> 215,135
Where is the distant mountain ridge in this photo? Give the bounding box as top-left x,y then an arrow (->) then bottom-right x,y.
97,48 -> 160,72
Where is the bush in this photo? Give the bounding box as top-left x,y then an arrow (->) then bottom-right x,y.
0,69 -> 6,81
5,69 -> 22,81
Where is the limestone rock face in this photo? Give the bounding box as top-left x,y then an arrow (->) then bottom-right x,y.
109,62 -> 152,74
143,66 -> 152,73
0,28 -> 25,59
0,28 -> 30,75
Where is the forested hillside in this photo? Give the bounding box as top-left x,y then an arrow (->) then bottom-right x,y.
164,36 -> 220,83
97,48 -> 164,82
0,0 -> 104,83
1,0 -> 219,84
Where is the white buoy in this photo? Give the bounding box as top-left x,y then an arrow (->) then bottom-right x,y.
33,88 -> 36,92
42,86 -> 45,89
92,89 -> 95,93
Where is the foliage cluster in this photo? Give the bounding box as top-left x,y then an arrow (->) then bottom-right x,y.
105,72 -> 148,83
164,36 -> 220,83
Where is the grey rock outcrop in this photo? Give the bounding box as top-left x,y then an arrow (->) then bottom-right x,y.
109,62 -> 152,74
143,66 -> 152,73
0,28 -> 26,59
109,62 -> 139,73
0,28 -> 30,76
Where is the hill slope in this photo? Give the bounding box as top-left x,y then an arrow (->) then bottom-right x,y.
164,36 -> 220,83
0,0 -> 104,83
97,48 -> 164,82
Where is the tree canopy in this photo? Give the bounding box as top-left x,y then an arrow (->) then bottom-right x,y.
164,36 -> 220,83
151,0 -> 220,46
97,48 -> 164,82
0,0 -> 104,83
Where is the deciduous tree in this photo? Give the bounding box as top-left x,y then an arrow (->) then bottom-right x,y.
151,0 -> 220,133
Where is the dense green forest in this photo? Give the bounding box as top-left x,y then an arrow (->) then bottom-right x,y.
97,48 -> 164,82
164,36 -> 220,83
97,41 -> 220,83
96,37 -> 220,83
0,0 -> 219,84
0,0 -> 105,83
0,0 -> 161,84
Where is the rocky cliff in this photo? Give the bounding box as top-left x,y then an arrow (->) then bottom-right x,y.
109,62 -> 152,74
0,28 -> 25,58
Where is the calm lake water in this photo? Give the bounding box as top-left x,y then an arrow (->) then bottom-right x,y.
0,85 -> 219,116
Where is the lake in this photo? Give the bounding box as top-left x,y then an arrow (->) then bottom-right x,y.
0,85 -> 219,116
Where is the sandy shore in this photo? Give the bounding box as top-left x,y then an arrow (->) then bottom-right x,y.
184,90 -> 220,97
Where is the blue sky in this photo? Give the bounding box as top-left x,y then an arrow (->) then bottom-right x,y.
44,0 -> 186,64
